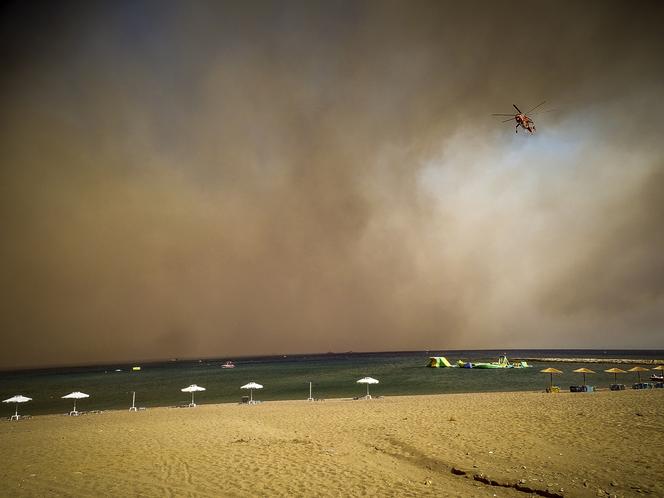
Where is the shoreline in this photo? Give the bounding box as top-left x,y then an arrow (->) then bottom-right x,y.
3,385 -> 655,422
8,391 -> 528,421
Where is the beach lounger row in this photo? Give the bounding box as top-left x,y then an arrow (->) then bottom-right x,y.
543,382 -> 664,393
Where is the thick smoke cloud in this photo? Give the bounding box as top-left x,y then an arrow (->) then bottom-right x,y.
1,1 -> 663,368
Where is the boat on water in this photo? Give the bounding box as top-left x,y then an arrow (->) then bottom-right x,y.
456,355 -> 530,369
221,361 -> 236,369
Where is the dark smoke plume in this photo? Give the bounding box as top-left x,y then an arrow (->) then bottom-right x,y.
1,1 -> 663,368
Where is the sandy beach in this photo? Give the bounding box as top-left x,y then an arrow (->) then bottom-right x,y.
1,390 -> 663,497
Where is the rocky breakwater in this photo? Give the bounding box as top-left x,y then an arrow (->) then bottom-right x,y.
517,357 -> 664,365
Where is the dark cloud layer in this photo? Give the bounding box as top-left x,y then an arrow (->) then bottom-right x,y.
1,1 -> 663,369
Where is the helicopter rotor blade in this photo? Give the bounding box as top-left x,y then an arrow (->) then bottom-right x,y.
525,100 -> 546,114
513,104 -> 522,113
529,109 -> 557,116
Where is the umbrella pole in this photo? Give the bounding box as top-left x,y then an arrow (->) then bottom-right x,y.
550,373 -> 553,388
73,399 -> 77,413
191,392 -> 195,406
583,373 -> 586,385
15,403 -> 18,419
250,389 -> 253,403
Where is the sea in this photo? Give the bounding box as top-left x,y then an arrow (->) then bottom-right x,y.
2,349 -> 663,416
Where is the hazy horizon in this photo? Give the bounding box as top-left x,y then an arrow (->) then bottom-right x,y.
1,1 -> 663,370
4,347 -> 664,373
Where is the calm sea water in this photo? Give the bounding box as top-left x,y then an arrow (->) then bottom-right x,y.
2,350 -> 662,416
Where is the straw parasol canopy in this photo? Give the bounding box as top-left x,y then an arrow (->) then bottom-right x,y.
3,395 -> 32,421
628,366 -> 649,383
241,382 -> 263,403
181,384 -> 206,407
356,377 -> 379,398
573,367 -> 595,385
540,368 -> 563,388
604,367 -> 627,384
652,365 -> 664,380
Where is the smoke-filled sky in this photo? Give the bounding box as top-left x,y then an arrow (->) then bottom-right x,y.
1,1 -> 663,369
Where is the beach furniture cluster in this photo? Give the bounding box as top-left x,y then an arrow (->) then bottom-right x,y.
3,377 -> 381,420
240,382 -> 263,404
180,382 -> 265,406
181,384 -> 206,407
540,365 -> 664,393
62,391 -> 90,415
3,395 -> 31,420
2,391 -> 96,419
356,377 -> 379,399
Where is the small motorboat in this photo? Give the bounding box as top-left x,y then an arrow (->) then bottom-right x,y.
221,361 -> 236,369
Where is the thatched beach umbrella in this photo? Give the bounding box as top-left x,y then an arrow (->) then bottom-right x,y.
628,366 -> 649,383
604,367 -> 627,384
181,384 -> 206,407
62,392 -> 89,416
650,365 -> 664,382
540,368 -> 563,389
573,367 -> 595,385
3,395 -> 32,421
356,377 -> 379,399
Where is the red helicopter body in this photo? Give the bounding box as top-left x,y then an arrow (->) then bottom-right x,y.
492,102 -> 546,134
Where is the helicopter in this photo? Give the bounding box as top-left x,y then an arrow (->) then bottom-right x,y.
492,101 -> 547,134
